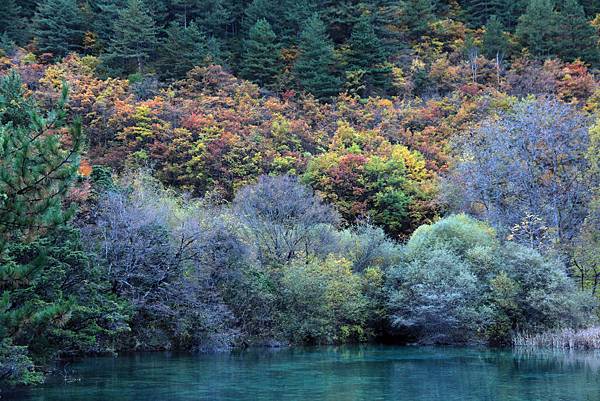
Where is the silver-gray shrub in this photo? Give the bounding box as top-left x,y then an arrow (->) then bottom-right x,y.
335,222 -> 402,273
84,173 -> 238,351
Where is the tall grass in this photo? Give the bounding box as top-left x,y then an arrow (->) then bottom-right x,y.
513,327 -> 600,350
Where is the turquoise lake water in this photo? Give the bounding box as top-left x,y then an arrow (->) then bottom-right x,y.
4,345 -> 600,401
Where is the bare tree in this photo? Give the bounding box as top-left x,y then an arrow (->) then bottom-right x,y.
446,97 -> 595,251
232,175 -> 340,265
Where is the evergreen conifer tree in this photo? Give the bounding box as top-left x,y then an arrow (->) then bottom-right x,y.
0,33 -> 16,56
346,16 -> 390,96
555,0 -> 599,64
368,0 -> 405,54
32,0 -> 85,57
498,0 -> 528,29
0,71 -> 82,384
579,0 -> 600,16
399,0 -> 435,40
461,0 -> 526,28
168,0 -> 198,26
347,16 -> 387,71
165,0 -> 232,58
0,73 -> 81,243
482,15 -> 509,59
140,0 -> 170,26
279,0 -> 318,44
0,73 -> 128,388
321,0 -> 363,43
192,0 -> 236,38
89,0 -> 127,49
463,0 -> 503,27
294,14 -> 341,100
13,0 -> 37,19
159,21 -> 218,80
104,0 -> 158,74
0,0 -> 23,44
516,0 -> 559,59
242,0 -> 279,36
240,19 -> 280,88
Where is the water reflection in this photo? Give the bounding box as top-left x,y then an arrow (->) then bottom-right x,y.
4,345 -> 600,401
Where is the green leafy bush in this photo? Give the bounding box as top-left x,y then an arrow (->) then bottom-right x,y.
280,256 -> 369,344
387,215 -> 597,345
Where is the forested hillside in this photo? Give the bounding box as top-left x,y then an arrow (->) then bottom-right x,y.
1,0 -> 599,94
1,0 -> 599,387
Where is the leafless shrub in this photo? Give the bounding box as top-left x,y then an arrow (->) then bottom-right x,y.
513,327 -> 600,350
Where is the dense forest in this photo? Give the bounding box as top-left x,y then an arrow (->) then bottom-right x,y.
1,0 -> 599,387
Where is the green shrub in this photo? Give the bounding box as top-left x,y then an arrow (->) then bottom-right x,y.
387,215 -> 597,345
280,256 -> 369,344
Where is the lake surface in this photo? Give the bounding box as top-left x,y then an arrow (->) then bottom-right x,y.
4,345 -> 600,401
